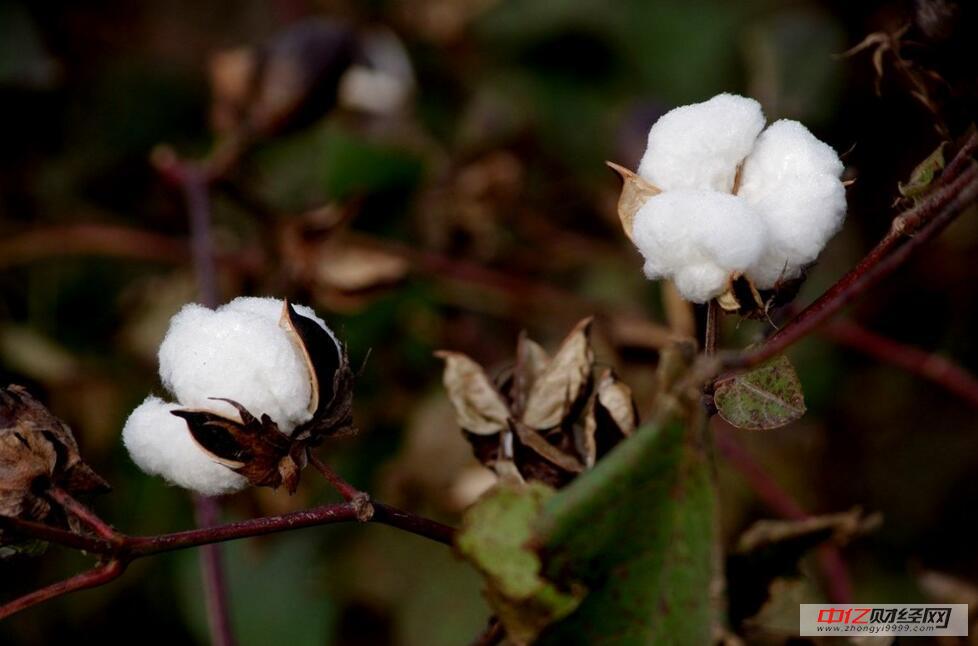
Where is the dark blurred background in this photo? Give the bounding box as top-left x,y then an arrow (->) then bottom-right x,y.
1,0 -> 977,643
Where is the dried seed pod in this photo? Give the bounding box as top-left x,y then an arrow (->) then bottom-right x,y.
438,318 -> 637,489
1,386 -> 109,547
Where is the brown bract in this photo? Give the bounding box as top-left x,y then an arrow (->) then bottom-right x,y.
173,301 -> 355,493
437,318 -> 637,487
0,386 -> 109,537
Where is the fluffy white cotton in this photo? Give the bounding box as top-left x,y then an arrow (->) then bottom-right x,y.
632,190 -> 768,303
122,396 -> 248,495
159,297 -> 322,434
738,120 -> 846,288
637,93 -> 765,193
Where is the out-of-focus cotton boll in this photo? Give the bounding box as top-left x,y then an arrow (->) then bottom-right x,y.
158,298 -> 316,434
122,396 -> 248,495
637,93 -> 765,193
738,120 -> 846,288
632,190 -> 769,302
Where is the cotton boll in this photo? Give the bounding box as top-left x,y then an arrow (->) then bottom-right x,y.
741,119 -> 843,180
637,94 -> 765,193
159,301 -> 314,433
632,189 -> 768,302
122,396 -> 248,495
221,296 -> 335,343
739,120 -> 846,289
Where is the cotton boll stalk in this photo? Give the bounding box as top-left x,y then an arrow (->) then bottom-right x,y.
637,94 -> 766,193
738,120 -> 846,289
632,190 -> 769,303
158,297 -> 340,434
122,396 -> 248,496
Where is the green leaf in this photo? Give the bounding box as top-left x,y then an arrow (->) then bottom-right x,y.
713,355 -> 806,430
456,482 -> 584,645
534,409 -> 717,645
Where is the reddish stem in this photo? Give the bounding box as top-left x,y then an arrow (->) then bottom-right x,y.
47,487 -> 122,544
0,516 -> 114,555
726,146 -> 978,372
193,496 -> 236,646
822,320 -> 978,409
0,560 -> 126,621
308,452 -> 364,503
714,425 -> 854,603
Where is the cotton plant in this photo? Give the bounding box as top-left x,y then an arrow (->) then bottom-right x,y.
122,297 -> 353,496
612,93 -> 847,308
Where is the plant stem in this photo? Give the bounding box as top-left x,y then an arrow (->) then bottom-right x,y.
822,320 -> 978,409
0,560 -> 126,622
704,299 -> 720,357
714,425 -> 853,603
725,147 -> 978,372
47,487 -> 123,544
0,499 -> 455,620
0,516 -> 114,555
307,451 -> 364,502
193,496 -> 236,646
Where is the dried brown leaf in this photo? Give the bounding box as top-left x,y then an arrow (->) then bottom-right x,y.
315,243 -> 409,292
522,318 -> 594,430
594,370 -> 637,438
606,162 -> 661,242
736,508 -> 882,553
436,351 -> 511,435
513,422 -> 583,474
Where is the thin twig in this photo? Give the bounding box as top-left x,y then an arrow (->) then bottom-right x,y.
704,300 -> 720,357
0,516 -> 115,555
307,451 -> 364,503
371,504 -> 456,546
725,152 -> 978,372
0,560 -> 126,621
0,498 -> 455,620
46,487 -> 123,544
193,496 -> 236,646
822,320 -> 978,409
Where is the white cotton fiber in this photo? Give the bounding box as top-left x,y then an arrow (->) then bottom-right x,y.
637,94 -> 765,193
738,120 -> 846,288
159,297 -> 318,434
632,190 -> 768,302
122,395 -> 248,496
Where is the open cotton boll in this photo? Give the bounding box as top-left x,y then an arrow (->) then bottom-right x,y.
637,94 -> 765,193
738,120 -> 846,289
159,300 -> 316,433
122,396 -> 248,495
632,189 -> 768,302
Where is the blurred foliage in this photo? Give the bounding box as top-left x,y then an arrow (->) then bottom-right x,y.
1,0 -> 978,644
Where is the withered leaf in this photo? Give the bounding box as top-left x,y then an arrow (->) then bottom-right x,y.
315,243 -> 409,293
522,318 -> 594,430
173,398 -> 302,492
594,370 -> 637,438
576,370 -> 637,468
606,162 -> 661,242
281,301 -> 355,442
727,508 -> 881,630
735,508 -> 882,554
513,422 -> 584,475
512,332 -> 550,416
436,351 -> 511,435
713,355 -> 806,430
